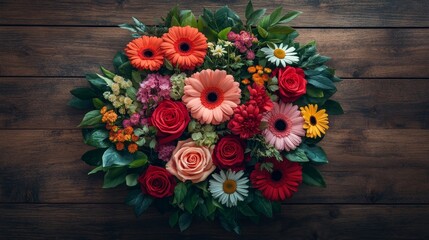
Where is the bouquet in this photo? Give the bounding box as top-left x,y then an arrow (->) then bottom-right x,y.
69,1 -> 343,233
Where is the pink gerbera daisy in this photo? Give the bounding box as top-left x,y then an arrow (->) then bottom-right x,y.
182,69 -> 241,125
262,102 -> 305,151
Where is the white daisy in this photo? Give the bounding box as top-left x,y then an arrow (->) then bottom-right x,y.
208,170 -> 249,207
211,45 -> 227,58
261,43 -> 299,67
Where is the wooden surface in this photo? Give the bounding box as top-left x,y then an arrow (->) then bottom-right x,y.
0,0 -> 428,239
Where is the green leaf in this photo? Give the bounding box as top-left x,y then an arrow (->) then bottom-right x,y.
78,110 -> 102,127
132,17 -> 146,31
279,10 -> 302,24
307,75 -> 336,90
92,98 -> 104,109
113,51 -> 128,72
247,9 -> 266,26
131,71 -> 142,83
301,144 -> 328,164
102,146 -> 133,167
238,203 -> 257,217
103,167 -> 127,188
126,173 -> 139,187
174,182 -> 187,204
135,195 -> 153,216
70,88 -> 97,100
169,211 -> 179,227
267,25 -> 295,35
245,1 -> 254,19
100,66 -> 116,79
302,164 -> 326,187
86,73 -> 110,92
118,23 -> 137,33
251,194 -> 272,217
306,85 -> 324,98
322,99 -> 344,115
84,129 -> 110,148
178,212 -> 193,232
184,192 -> 199,213
68,97 -> 92,110
88,165 -> 104,175
129,152 -> 148,168
269,7 -> 283,25
217,27 -> 231,40
81,148 -> 106,166
257,26 -> 269,38
285,147 -> 309,162
126,86 -> 137,100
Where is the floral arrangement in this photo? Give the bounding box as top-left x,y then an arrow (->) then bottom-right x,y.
69,1 -> 343,233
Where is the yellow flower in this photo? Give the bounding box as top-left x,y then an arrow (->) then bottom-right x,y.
300,104 -> 329,138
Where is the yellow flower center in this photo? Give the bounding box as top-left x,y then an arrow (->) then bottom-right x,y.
223,179 -> 237,194
273,49 -> 286,59
310,116 -> 317,126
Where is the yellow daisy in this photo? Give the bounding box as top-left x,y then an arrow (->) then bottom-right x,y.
300,104 -> 329,138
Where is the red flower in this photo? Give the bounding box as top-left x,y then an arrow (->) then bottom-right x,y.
248,83 -> 273,113
250,158 -> 302,201
227,101 -> 262,139
150,100 -> 190,144
138,165 -> 176,198
273,66 -> 307,103
213,135 -> 246,171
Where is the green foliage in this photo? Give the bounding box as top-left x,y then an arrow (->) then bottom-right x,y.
68,97 -> 92,109
78,110 -> 102,127
302,163 -> 326,187
322,99 -> 344,115
178,212 -> 193,232
251,192 -> 273,217
126,190 -> 154,216
300,144 -> 328,164
285,147 -> 309,162
83,129 -> 111,148
173,182 -> 187,204
81,148 -> 106,166
70,87 -> 97,100
103,166 -> 127,188
102,146 -> 133,167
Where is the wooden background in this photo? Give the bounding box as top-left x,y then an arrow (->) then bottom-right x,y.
0,0 -> 428,239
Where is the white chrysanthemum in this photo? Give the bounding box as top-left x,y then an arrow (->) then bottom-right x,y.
261,43 -> 299,67
211,45 -> 227,58
208,170 -> 249,207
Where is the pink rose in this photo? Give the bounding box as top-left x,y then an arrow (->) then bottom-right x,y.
166,139 -> 215,183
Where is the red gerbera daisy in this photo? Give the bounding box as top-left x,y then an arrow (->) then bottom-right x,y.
124,36 -> 164,71
250,158 -> 302,201
227,101 -> 262,139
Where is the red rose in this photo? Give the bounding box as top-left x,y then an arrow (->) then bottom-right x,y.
151,100 -> 190,144
274,66 -> 307,103
138,165 -> 176,198
213,135 -> 246,170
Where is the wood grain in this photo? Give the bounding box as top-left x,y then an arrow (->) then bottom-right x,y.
1,129 -> 428,203
1,204 -> 428,240
1,0 -> 428,27
1,78 -> 428,130
0,27 -> 428,78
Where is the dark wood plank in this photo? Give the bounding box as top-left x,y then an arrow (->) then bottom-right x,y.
1,0 -> 428,27
1,78 -> 428,130
0,129 -> 428,203
1,204 -> 428,239
0,27 -> 428,78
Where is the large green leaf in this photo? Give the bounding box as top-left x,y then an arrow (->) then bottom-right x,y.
103,166 -> 127,188
84,129 -> 110,148
307,75 -> 336,90
178,212 -> 193,232
285,147 -> 309,162
81,148 -> 106,166
78,110 -> 102,127
86,73 -> 111,92
68,97 -> 92,109
173,182 -> 187,204
301,144 -> 328,164
251,194 -> 272,217
70,87 -> 97,100
302,164 -> 326,187
102,146 -> 133,167
322,99 -> 344,115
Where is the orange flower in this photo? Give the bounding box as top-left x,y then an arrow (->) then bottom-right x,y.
161,26 -> 207,70
124,134 -> 132,141
247,66 -> 256,73
100,106 -> 107,115
116,132 -> 125,142
111,125 -> 119,132
255,65 -> 263,70
131,134 -> 139,142
124,126 -> 133,135
102,110 -> 118,124
264,67 -> 272,74
128,143 -> 138,153
116,142 -> 124,151
241,78 -> 250,85
125,36 -> 164,71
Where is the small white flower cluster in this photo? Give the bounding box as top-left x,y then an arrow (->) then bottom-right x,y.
103,75 -> 138,115
208,39 -> 232,58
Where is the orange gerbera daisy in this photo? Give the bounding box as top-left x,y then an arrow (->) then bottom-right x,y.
125,36 -> 164,71
183,69 -> 241,125
161,26 -> 208,70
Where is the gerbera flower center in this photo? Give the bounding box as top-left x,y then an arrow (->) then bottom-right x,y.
273,49 -> 286,59
200,87 -> 225,109
271,170 -> 283,181
274,119 -> 287,131
142,49 -> 154,58
223,179 -> 237,194
179,42 -> 191,52
310,116 -> 317,125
